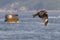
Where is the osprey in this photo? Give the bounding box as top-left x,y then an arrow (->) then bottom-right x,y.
33,9 -> 48,26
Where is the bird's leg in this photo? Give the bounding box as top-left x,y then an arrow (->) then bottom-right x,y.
44,19 -> 48,26
42,18 -> 48,26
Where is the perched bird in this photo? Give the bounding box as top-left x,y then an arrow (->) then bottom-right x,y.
5,14 -> 19,23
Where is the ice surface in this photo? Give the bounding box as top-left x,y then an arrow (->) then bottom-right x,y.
0,11 -> 60,40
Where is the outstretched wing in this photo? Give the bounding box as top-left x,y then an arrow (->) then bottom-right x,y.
33,12 -> 39,18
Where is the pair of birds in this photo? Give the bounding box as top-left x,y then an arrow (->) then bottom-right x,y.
5,9 -> 48,26
33,9 -> 48,26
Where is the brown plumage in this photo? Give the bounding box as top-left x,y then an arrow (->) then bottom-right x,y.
33,9 -> 48,26
5,14 -> 19,22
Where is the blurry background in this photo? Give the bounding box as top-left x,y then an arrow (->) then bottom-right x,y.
0,0 -> 60,11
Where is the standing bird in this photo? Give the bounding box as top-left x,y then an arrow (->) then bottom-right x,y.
33,9 -> 48,26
